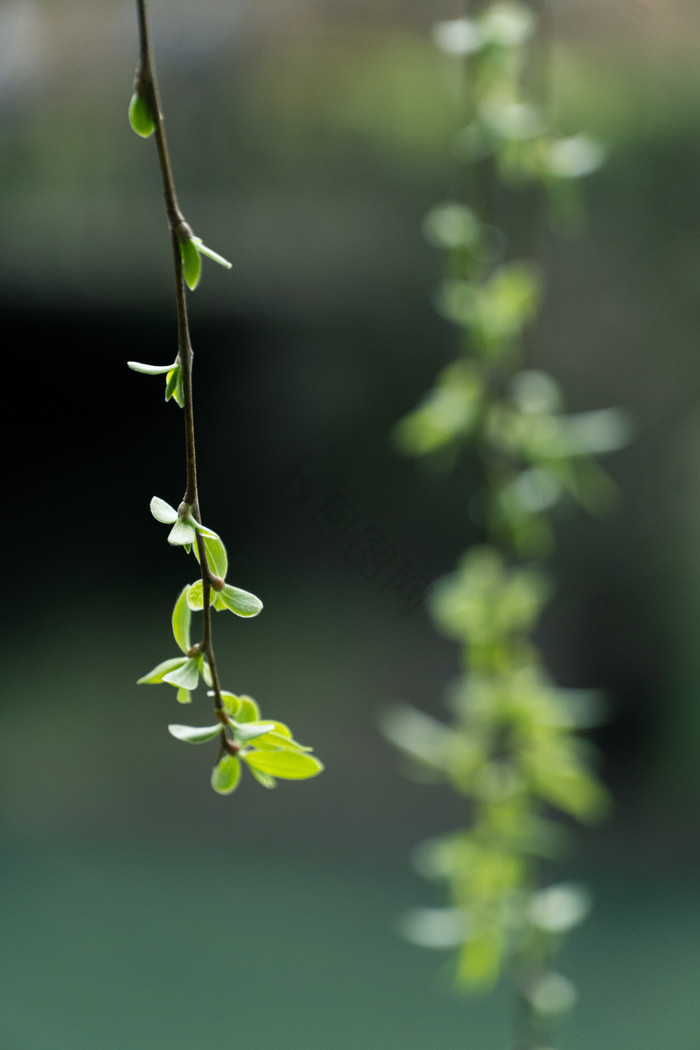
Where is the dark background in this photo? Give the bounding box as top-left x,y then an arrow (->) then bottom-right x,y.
3,0 -> 700,1046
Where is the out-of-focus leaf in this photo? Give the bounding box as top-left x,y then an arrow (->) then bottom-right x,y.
235,696 -> 261,723
168,723 -> 221,744
211,754 -> 241,795
231,721 -> 276,742
244,749 -> 324,780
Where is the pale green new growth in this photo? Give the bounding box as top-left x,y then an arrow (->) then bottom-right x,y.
218,583 -> 263,617
128,91 -> 155,138
127,360 -> 176,375
168,724 -> 222,744
128,0 -> 322,795
384,1 -> 627,1044
211,754 -> 241,795
178,236 -> 232,292
179,238 -> 201,291
192,236 -> 233,270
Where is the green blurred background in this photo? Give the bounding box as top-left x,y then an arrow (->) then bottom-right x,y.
3,0 -> 700,1046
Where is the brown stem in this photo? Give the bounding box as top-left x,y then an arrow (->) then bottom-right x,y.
134,0 -> 224,712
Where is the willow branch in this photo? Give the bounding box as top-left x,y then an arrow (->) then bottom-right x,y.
134,0 -> 222,708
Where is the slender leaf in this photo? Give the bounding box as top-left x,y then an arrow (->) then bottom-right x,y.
231,721 -> 276,742
193,533 -> 228,578
165,366 -> 180,402
180,238 -> 201,291
172,585 -> 192,653
204,534 -> 228,579
137,657 -> 186,685
248,721 -> 313,752
168,723 -> 222,744
191,518 -> 219,540
127,360 -> 176,375
250,768 -> 277,789
174,367 -> 185,408
244,749 -> 324,780
192,236 -> 232,269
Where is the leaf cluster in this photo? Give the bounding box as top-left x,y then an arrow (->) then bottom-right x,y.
383,0 -> 628,1018
127,20 -> 322,796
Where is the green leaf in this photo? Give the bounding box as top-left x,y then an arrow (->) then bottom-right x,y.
128,92 -> 155,138
162,656 -> 200,691
150,496 -> 179,524
187,579 -> 215,611
168,519 -> 197,546
137,657 -> 186,685
194,533 -> 229,579
165,366 -> 180,402
243,749 -> 324,780
180,238 -> 202,291
192,236 -> 232,269
172,585 -> 192,653
206,535 -> 228,578
191,519 -> 219,540
456,925 -> 505,988
176,687 -> 191,705
127,360 -> 176,375
165,366 -> 185,408
220,691 -> 240,716
218,583 -> 263,618
235,695 -> 260,723
247,721 -> 313,752
168,723 -> 222,744
525,971 -> 578,1017
528,882 -> 592,934
174,368 -> 185,408
231,721 -> 276,742
423,202 -> 482,250
211,754 -> 241,795
250,768 -> 277,789
393,361 -> 484,457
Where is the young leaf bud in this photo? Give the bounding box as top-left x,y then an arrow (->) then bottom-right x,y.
128,92 -> 155,138
179,237 -> 201,291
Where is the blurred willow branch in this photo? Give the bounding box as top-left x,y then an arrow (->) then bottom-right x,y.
382,2 -> 630,1046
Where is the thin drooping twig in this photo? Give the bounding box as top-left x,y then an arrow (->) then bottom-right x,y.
133,0 -> 223,714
